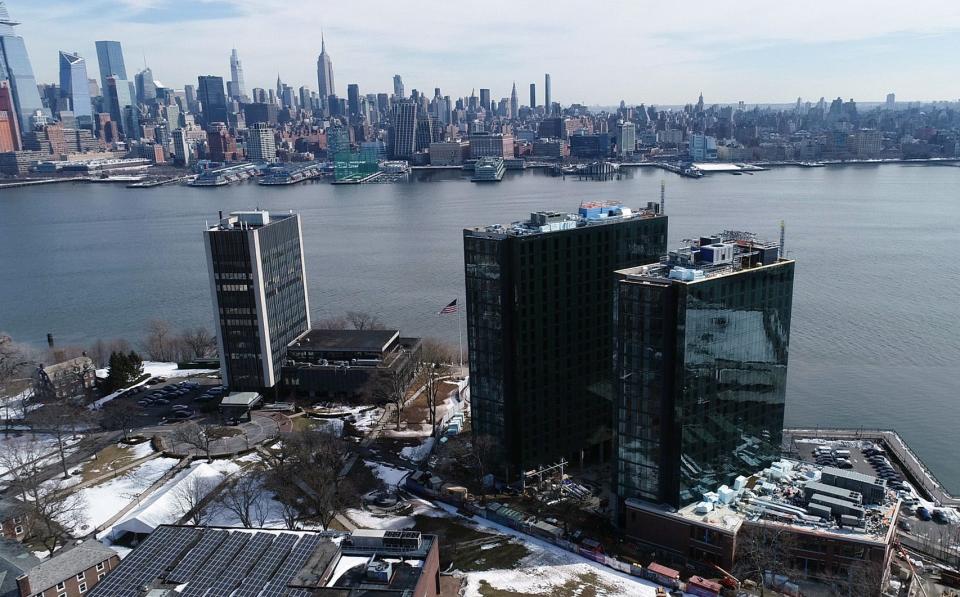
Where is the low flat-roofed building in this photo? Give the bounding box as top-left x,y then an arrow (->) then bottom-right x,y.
16,540 -> 118,597
87,525 -> 441,597
282,329 -> 421,402
218,391 -> 262,423
622,459 -> 898,596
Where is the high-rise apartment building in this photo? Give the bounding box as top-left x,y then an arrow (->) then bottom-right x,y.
390,101 -> 417,160
94,41 -> 127,98
247,121 -> 276,162
172,127 -> 190,166
544,73 -> 551,115
197,75 -> 228,125
464,202 -> 668,475
204,210 -> 310,393
316,34 -> 335,102
229,48 -> 246,101
613,231 -> 794,511
617,121 -> 636,157
0,3 -> 44,134
58,51 -> 92,126
347,83 -> 360,118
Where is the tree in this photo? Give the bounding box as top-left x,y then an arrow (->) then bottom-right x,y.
267,430 -> 356,531
170,421 -> 216,462
88,338 -> 132,369
733,524 -> 798,596
104,350 -> 143,393
172,473 -> 222,525
471,434 -> 503,480
374,370 -> 408,431
144,319 -> 178,362
98,400 -> 140,439
28,401 -> 91,479
345,311 -> 385,331
218,470 -> 267,528
314,315 -> 348,330
0,333 -> 32,389
417,339 -> 456,437
181,327 -> 217,359
0,438 -> 87,556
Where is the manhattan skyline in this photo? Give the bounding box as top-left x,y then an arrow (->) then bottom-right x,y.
10,0 -> 960,105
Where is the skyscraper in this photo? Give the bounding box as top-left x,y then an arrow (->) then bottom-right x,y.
204,210 -> 310,393
197,75 -> 228,125
544,73 -> 552,115
464,202 -> 668,476
247,121 -> 277,162
886,92 -> 895,110
172,127 -> 190,166
529,83 -> 535,109
0,79 -> 18,150
316,33 -> 335,102
95,41 -> 128,98
617,120 -> 636,157
613,231 -> 794,511
479,88 -> 490,112
58,51 -> 92,125
347,83 -> 360,118
392,74 -> 404,99
106,75 -> 138,138
509,83 -> 518,118
134,67 -> 156,103
229,49 -> 246,101
0,3 -> 44,134
390,101 -> 417,160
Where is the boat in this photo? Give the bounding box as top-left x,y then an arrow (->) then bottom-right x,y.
471,157 -> 506,182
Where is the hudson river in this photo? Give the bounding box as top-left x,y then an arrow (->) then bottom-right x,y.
2,164 -> 958,492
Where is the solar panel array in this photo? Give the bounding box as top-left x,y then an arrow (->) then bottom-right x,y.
180,531 -> 251,597
166,529 -> 228,584
256,534 -> 325,597
230,533 -> 298,597
204,532 -> 274,596
88,526 -> 202,597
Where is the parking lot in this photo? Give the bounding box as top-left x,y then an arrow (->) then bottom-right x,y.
101,374 -> 225,427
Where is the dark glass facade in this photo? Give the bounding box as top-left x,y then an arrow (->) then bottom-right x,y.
205,213 -> 309,393
197,75 -> 229,126
464,214 -> 667,475
614,260 -> 795,509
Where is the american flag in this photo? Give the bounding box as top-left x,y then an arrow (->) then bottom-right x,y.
438,299 -> 458,315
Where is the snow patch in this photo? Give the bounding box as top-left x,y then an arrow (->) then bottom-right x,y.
363,460 -> 411,488
400,437 -> 435,463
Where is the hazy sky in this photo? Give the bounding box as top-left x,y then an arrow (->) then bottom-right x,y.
10,0 -> 960,105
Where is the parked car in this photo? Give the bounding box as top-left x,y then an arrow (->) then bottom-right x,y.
137,400 -> 152,407
932,509 -> 949,524
153,398 -> 170,405
835,459 -> 853,469
898,519 -> 912,532
916,507 -> 932,521
169,411 -> 193,420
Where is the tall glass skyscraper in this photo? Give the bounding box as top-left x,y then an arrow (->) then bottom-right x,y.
106,75 -> 138,139
613,232 -> 794,512
0,2 -> 44,134
95,40 -> 128,97
464,203 -> 667,476
58,51 -> 92,126
197,75 -> 228,125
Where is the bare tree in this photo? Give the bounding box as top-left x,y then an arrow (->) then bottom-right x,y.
268,430 -> 356,530
345,311 -> 385,331
181,327 -> 217,359
28,401 -> 91,479
417,339 -> 456,437
733,524 -> 798,596
0,334 -> 33,389
172,473 -> 222,525
374,370 -> 408,431
471,434 -> 503,480
99,400 -> 141,440
144,319 -> 178,362
314,315 -> 349,330
218,470 -> 266,528
170,421 -> 215,462
0,440 -> 87,556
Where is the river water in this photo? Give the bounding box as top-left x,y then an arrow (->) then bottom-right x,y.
2,164 -> 958,492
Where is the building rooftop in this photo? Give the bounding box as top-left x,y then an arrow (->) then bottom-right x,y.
629,458 -> 898,544
289,329 -> 400,354
617,229 -> 788,283
209,209 -> 297,231
19,540 -> 116,595
465,200 -> 662,238
87,526 -> 437,597
219,392 -> 262,407
0,539 -> 40,597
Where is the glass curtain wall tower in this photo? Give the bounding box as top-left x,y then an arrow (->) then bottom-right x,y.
0,2 -> 44,133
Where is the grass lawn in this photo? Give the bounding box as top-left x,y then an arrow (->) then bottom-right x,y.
476,571 -> 624,597
411,514 -> 530,573
76,442 -> 149,483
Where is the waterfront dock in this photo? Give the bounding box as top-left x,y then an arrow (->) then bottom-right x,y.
0,176 -> 85,189
784,427 -> 958,508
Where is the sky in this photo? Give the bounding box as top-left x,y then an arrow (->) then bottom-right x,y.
9,0 -> 960,106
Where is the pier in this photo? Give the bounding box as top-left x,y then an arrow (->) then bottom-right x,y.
784,427 -> 958,508
0,176 -> 85,189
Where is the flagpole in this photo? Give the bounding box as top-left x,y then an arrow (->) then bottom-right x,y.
457,298 -> 464,372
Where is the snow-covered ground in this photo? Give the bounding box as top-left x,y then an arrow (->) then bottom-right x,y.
364,460 -> 410,488
399,437 -> 435,463
68,456 -> 179,536
0,433 -> 85,480
345,508 -> 417,531
205,486 -> 289,529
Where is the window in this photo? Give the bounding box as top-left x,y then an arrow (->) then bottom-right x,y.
77,571 -> 85,581
14,525 -> 23,535
79,582 -> 87,593
98,573 -> 105,581
96,561 -> 105,571
56,581 -> 66,590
